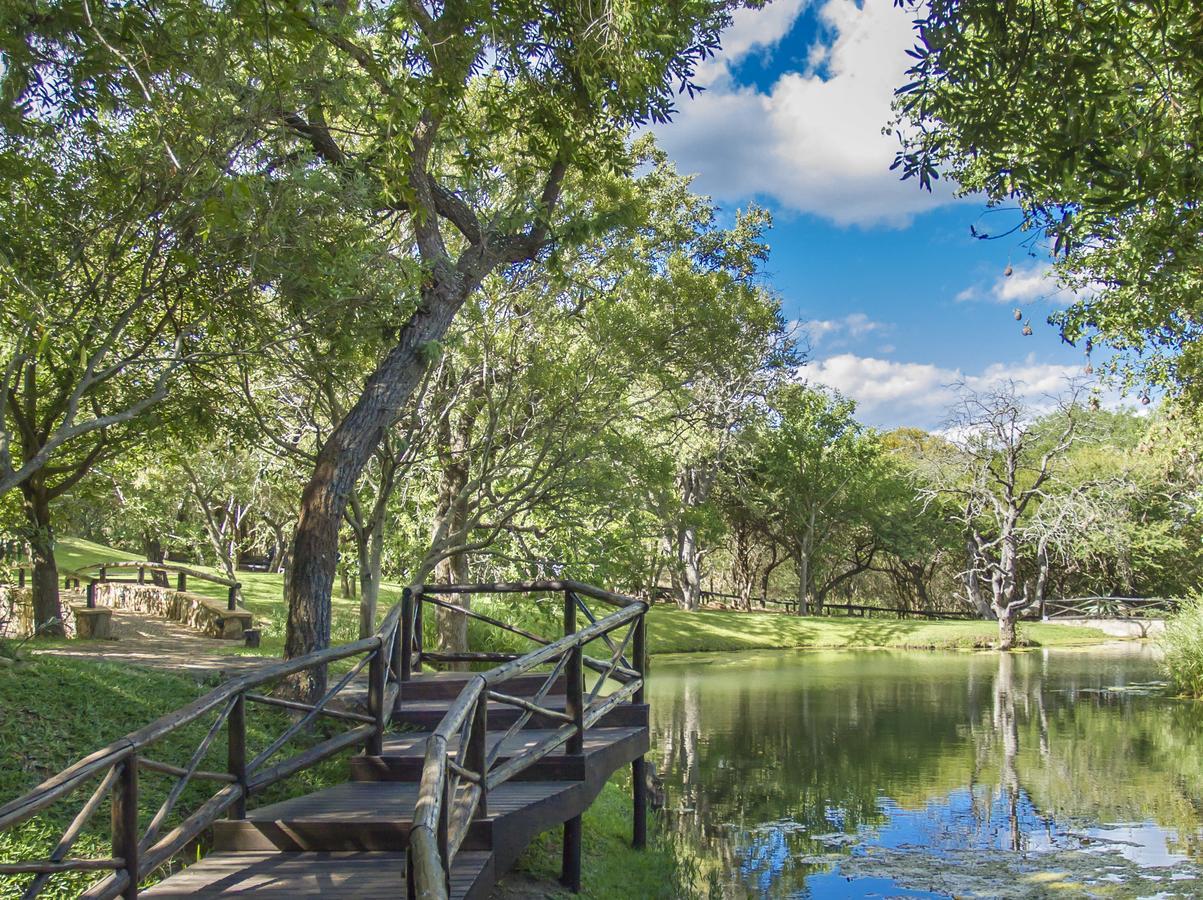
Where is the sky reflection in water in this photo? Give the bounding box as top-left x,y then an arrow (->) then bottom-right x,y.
648,646 -> 1203,898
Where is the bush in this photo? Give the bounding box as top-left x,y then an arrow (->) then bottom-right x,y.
1160,592 -> 1203,696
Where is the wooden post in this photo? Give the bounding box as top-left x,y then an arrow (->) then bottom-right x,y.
99,566 -> 107,582
632,757 -> 647,850
564,592 -> 584,755
368,641 -> 385,756
228,695 -> 247,819
468,697 -> 488,817
632,605 -> 648,850
400,588 -> 414,683
227,584 -> 238,611
137,566 -> 145,585
413,592 -> 424,673
438,774 -> 451,894
18,567 -> 25,588
86,581 -> 96,609
176,572 -> 187,592
112,756 -> 139,899
561,814 -> 582,892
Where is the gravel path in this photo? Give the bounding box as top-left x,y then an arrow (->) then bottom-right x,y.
33,609 -> 268,678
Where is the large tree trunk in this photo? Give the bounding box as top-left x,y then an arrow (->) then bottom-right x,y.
795,553 -> 810,616
20,478 -> 63,636
284,281 -> 469,699
676,524 -> 702,611
997,612 -> 1018,651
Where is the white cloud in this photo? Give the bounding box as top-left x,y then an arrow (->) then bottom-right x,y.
805,353 -> 1116,429
957,262 -> 1088,306
657,0 -> 959,227
792,312 -> 885,348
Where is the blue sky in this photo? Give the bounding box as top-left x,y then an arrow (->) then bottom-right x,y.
653,0 -> 1095,430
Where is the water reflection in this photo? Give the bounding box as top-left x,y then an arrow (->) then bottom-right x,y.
649,647 -> 1203,898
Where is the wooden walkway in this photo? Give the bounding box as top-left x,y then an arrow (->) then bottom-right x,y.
0,581 -> 650,900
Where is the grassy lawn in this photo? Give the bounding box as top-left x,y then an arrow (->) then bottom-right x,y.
48,536 -> 1116,659
646,605 -> 1113,654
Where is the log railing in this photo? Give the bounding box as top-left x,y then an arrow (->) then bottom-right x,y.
0,603 -> 403,899
1042,595 -> 1180,619
404,581 -> 648,900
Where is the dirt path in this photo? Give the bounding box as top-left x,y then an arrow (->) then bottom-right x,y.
33,609 -> 269,678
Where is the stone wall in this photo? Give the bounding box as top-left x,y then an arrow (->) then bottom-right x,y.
0,583 -> 252,640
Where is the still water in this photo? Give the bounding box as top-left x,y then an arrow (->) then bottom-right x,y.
648,647 -> 1203,898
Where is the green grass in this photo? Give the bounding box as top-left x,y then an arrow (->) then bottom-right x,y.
1159,593 -> 1203,696
645,605 -> 1113,654
505,767 -> 691,899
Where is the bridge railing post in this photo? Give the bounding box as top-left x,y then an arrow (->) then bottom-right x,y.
400,588 -> 414,682
564,591 -> 584,756
632,604 -> 648,850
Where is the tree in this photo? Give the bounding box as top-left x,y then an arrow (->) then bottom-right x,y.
919,383 -> 1079,649
736,385 -> 894,615
893,0 -> 1203,393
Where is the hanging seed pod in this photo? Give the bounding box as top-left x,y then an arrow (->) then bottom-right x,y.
1085,338 -> 1093,354
1022,321 -> 1033,336
1013,308 -> 1023,321
1084,362 -> 1093,375
1004,263 -> 1014,277
1140,393 -> 1151,406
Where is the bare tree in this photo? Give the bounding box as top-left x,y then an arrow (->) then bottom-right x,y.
921,381 -> 1080,649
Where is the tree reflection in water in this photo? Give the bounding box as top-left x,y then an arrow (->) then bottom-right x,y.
649,647 -> 1203,897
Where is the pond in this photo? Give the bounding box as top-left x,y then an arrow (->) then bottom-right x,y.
648,646 -> 1203,898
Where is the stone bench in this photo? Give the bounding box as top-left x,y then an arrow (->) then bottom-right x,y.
71,605 -> 113,639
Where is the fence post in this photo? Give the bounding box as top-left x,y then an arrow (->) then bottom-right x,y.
368,641 -> 385,756
18,567 -> 25,588
468,695 -> 488,817
413,592 -> 424,673
229,694 -> 247,819
112,754 -> 139,899
400,588 -> 414,683
99,566 -> 107,583
564,591 -> 583,755
177,571 -> 186,592
632,605 -> 648,850
137,566 -> 145,585
86,580 -> 96,609
227,584 -> 239,611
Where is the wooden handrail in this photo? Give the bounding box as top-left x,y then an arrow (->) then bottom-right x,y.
407,584 -> 647,900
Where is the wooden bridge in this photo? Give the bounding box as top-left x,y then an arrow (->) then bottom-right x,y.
0,581 -> 650,899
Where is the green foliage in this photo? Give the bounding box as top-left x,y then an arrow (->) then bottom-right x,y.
893,0 -> 1203,393
1160,592 -> 1203,697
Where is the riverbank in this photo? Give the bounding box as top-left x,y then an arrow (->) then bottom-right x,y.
645,605 -> 1114,654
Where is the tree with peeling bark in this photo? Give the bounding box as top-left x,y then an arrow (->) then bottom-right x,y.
919,382 -> 1080,649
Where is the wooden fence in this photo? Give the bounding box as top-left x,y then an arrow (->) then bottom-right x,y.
1042,596 -> 1180,619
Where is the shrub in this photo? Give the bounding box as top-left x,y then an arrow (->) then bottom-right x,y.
1160,592 -> 1203,696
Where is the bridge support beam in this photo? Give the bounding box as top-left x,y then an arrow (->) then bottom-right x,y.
632,756 -> 647,850
561,813 -> 582,893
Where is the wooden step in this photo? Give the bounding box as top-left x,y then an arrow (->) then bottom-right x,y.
350,726 -> 649,783
393,696 -> 649,731
141,850 -> 493,900
398,670 -> 567,702
212,780 -> 582,855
